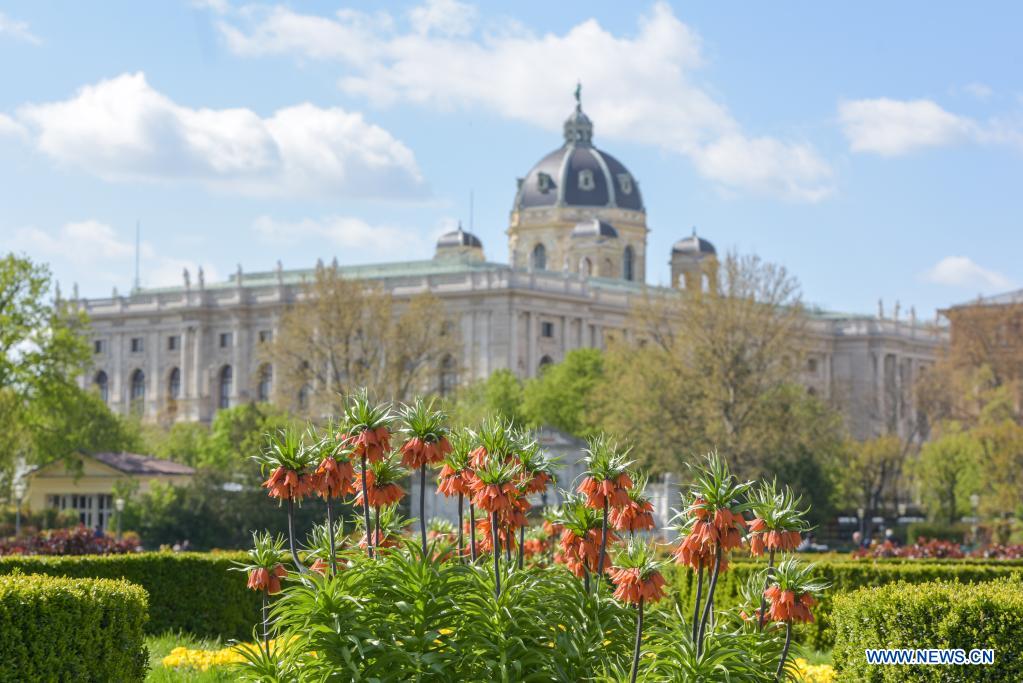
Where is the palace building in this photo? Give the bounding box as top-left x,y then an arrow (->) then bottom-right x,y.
77,93 -> 946,441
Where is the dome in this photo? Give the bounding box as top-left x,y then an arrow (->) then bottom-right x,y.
571,218 -> 618,239
513,88 -> 644,213
436,225 -> 483,250
672,230 -> 716,256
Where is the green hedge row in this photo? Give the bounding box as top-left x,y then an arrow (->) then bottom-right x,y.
0,552 -> 260,640
832,577 -> 1023,682
668,560 -> 1022,650
0,573 -> 148,682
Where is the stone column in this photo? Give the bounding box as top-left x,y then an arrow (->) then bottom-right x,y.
527,311 -> 537,377
508,305 -> 518,373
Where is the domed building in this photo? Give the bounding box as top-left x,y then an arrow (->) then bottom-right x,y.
670,229 -> 718,292
78,87 -> 945,453
508,89 -> 648,281
434,223 -> 485,262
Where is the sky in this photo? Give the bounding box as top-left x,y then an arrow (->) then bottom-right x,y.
1,1 -> 1021,318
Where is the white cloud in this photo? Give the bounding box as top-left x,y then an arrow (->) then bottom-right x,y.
12,72 -> 425,199
253,215 -> 427,259
922,256 -> 1014,291
963,82 -> 993,100
8,220 -> 218,294
838,98 -> 975,156
839,97 -> 1023,157
0,113 -> 26,137
217,2 -> 833,202
692,135 -> 834,203
408,0 -> 476,36
191,0 -> 230,14
0,12 -> 40,44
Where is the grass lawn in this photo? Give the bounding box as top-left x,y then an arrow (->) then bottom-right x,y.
145,632 -> 237,683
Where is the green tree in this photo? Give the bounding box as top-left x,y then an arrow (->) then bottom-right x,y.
914,424 -> 982,525
143,421 -> 210,469
201,403 -> 294,477
446,369 -> 524,427
0,254 -> 111,472
28,384 -> 143,465
521,348 -> 604,437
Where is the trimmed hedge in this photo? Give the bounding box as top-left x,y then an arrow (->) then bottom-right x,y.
832,577 -> 1023,682
0,573 -> 148,682
669,560 -> 1022,650
0,552 -> 260,640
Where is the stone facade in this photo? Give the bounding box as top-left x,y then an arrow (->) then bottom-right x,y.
77,96 -> 947,441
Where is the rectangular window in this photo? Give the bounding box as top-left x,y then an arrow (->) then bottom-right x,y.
541,321 -> 555,338
258,330 -> 272,344
93,340 -> 104,354
807,358 -> 819,373
167,335 -> 180,351
219,332 -> 233,348
130,337 -> 144,353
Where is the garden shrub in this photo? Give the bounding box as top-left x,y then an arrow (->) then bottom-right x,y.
906,522 -> 970,544
0,552 -> 259,639
0,573 -> 148,682
831,577 -> 1023,682
669,560 -> 1022,650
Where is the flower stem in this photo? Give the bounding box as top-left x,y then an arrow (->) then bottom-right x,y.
326,497 -> 337,577
457,492 -> 464,562
775,620 -> 793,682
517,525 -> 525,570
286,497 -> 308,574
360,454 -> 373,559
374,505 -> 381,551
597,498 -> 609,586
630,598 -> 644,683
758,547 -> 776,631
420,464 -> 428,556
492,510 -> 501,599
469,503 -> 478,562
696,545 -> 722,656
261,593 -> 270,654
691,564 -> 704,643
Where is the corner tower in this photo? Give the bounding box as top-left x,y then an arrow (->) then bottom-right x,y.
508,86 -> 648,281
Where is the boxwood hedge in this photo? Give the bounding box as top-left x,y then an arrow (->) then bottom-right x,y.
669,560 -> 1021,650
832,577 -> 1023,682
0,573 -> 148,682
0,552 -> 260,640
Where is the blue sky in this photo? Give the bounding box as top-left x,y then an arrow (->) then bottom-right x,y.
1,1 -> 1021,318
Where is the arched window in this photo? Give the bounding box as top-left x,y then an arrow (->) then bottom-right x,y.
580,257 -> 592,277
623,246 -> 635,281
94,371 -> 108,404
297,385 -> 309,410
531,243 -> 547,271
538,355 -> 554,373
218,365 -> 232,410
439,355 -> 458,396
168,367 -> 181,400
257,364 -> 272,402
129,370 -> 145,416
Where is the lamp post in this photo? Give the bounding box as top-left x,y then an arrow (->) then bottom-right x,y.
857,507 -> 865,539
12,479 -> 26,538
114,498 -> 125,540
